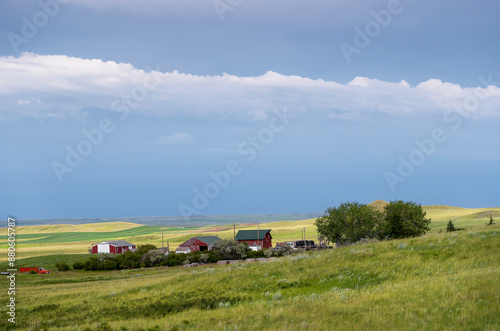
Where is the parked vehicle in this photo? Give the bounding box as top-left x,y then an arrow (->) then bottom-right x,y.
276,240 -> 316,250
294,240 -> 315,250
276,241 -> 297,250
19,267 -> 50,274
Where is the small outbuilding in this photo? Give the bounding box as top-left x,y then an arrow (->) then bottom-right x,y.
91,240 -> 136,254
178,236 -> 221,252
175,246 -> 192,254
235,230 -> 272,250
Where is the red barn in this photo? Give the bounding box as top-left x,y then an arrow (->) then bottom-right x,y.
178,236 -> 221,252
235,230 -> 272,250
91,240 -> 136,254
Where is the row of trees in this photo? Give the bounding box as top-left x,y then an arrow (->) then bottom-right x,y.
315,200 -> 431,244
70,239 -> 295,271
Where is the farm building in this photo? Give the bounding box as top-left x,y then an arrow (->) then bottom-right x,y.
177,236 -> 221,252
235,230 -> 272,250
175,246 -> 192,254
90,240 -> 136,254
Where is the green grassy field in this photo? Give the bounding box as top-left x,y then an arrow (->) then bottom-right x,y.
1,223 -> 498,330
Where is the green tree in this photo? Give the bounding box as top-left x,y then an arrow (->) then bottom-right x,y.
446,220 -> 457,232
315,201 -> 383,244
382,200 -> 430,238
213,239 -> 249,260
486,215 -> 495,226
140,249 -> 167,267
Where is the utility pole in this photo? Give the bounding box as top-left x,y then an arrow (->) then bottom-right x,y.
162,232 -> 164,249
257,223 -> 260,250
304,228 -> 307,249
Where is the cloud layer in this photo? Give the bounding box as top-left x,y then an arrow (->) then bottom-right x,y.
1,53 -> 499,122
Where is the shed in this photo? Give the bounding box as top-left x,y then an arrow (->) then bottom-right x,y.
178,236 -> 221,252
235,230 -> 272,250
91,240 -> 136,254
175,246 -> 192,254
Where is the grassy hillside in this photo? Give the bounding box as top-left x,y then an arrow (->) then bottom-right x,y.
367,199 -> 389,211
1,225 -> 498,330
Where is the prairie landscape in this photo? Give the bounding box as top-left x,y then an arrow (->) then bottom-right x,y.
1,203 -> 499,330
3,1 -> 499,330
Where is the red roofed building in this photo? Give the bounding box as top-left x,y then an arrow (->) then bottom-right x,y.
177,236 -> 221,252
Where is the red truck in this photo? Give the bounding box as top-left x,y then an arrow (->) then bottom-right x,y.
20,267 -> 50,274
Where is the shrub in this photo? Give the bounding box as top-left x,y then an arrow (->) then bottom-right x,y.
486,215 -> 495,226
163,253 -> 188,267
213,239 -> 250,260
55,262 -> 71,271
263,249 -> 273,258
140,249 -> 167,267
199,253 -> 210,264
97,253 -> 116,263
72,261 -> 85,270
247,250 -> 265,259
273,245 -> 294,257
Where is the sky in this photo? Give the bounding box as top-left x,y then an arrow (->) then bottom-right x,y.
1,0 -> 499,221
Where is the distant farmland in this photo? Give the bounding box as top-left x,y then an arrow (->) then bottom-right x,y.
3,213 -> 323,228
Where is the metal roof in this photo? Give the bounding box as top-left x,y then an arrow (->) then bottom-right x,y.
192,236 -> 221,245
235,230 -> 272,240
99,240 -> 135,247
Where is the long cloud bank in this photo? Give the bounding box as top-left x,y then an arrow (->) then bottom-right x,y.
1,53 -> 499,122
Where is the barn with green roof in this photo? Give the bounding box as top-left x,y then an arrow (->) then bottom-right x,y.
235,229 -> 272,250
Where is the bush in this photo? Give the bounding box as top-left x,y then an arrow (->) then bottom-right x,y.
199,253 -> 210,264
263,249 -> 273,258
486,215 -> 495,226
97,253 -> 116,263
162,253 -> 188,267
247,250 -> 265,259
140,249 -> 167,267
72,261 -> 85,270
273,245 -> 294,257
55,262 -> 71,271
213,239 -> 250,260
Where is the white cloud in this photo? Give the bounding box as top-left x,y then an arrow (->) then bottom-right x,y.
150,133 -> 196,145
0,53 -> 499,122
17,98 -> 41,105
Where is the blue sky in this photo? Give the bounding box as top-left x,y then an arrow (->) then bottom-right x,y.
1,0 -> 499,220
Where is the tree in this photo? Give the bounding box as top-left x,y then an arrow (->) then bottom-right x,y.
140,249 -> 167,267
382,200 -> 430,239
486,215 -> 495,226
446,220 -> 457,232
212,239 -> 249,260
315,201 -> 383,244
